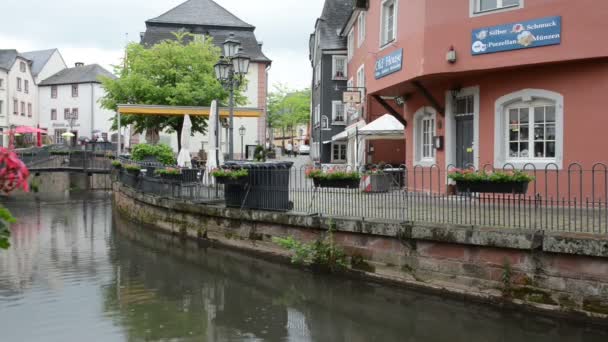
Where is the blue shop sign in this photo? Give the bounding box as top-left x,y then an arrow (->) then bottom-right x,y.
471,16 -> 561,55
375,48 -> 403,79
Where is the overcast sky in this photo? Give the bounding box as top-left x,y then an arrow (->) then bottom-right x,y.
1,0 -> 324,90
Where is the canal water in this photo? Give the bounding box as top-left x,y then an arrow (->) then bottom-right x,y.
0,193 -> 606,342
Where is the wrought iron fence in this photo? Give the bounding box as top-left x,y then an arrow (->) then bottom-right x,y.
114,162 -> 608,234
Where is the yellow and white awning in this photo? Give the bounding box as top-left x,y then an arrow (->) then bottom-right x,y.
117,104 -> 262,118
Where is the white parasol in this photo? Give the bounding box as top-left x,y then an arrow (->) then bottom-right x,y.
177,114 -> 193,168
204,100 -> 223,185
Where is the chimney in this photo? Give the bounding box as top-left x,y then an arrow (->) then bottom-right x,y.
258,41 -> 263,49
75,62 -> 84,67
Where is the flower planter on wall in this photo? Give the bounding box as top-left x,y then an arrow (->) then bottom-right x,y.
313,178 -> 360,189
455,181 -> 529,194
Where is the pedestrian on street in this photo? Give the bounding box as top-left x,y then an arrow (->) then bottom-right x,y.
286,142 -> 293,158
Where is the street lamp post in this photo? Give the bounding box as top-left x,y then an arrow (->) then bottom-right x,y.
239,125 -> 246,160
214,33 -> 251,161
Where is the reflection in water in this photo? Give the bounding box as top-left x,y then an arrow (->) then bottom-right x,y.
0,194 -> 607,342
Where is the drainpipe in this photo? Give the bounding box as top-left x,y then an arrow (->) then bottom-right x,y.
91,83 -> 95,139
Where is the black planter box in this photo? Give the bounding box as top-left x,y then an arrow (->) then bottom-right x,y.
160,173 -> 181,181
222,161 -> 294,211
216,177 -> 248,186
455,181 -> 529,194
313,178 -> 360,189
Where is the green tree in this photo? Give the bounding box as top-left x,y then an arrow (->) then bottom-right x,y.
100,31 -> 242,150
267,85 -> 311,147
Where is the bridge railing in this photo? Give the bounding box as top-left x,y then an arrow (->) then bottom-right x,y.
17,147 -> 114,173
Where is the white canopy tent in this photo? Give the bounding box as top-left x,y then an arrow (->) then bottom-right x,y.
332,114 -> 405,168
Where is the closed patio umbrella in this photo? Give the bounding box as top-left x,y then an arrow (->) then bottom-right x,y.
204,100 -> 223,185
177,114 -> 192,168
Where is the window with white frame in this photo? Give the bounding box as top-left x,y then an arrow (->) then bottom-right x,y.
17,78 -> 22,91
357,12 -> 366,47
414,107 -> 437,165
314,104 -> 320,125
347,78 -> 354,89
357,66 -> 365,86
321,115 -> 329,129
314,64 -> 321,86
332,101 -> 346,124
332,56 -> 347,80
506,101 -> 556,159
0,100 -> 3,115
381,0 -> 396,46
472,0 -> 521,14
494,89 -> 563,168
20,62 -> 26,72
332,142 -> 347,162
347,29 -> 354,61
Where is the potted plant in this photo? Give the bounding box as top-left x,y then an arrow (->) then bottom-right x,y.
210,168 -> 249,185
306,168 -> 361,189
124,164 -> 142,176
155,167 -> 182,181
111,161 -> 122,169
448,169 -> 535,194
362,168 -> 392,193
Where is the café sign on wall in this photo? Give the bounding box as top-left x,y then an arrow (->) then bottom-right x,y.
375,48 -> 403,79
472,16 -> 562,55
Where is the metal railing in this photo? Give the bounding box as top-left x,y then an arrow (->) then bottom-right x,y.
118,169 -> 223,202
115,162 -> 608,234
17,146 -> 114,173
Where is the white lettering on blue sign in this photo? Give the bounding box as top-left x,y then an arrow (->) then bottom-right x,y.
375,49 -> 403,79
472,16 -> 561,55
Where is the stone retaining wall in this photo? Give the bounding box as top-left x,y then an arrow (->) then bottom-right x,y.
113,183 -> 608,322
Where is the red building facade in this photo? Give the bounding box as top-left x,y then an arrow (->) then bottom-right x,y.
343,0 -> 608,196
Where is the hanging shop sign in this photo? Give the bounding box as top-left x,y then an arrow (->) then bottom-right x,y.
375,48 -> 403,79
471,16 -> 561,55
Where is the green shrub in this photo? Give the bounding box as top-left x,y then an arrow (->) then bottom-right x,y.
131,144 -> 176,166
273,220 -> 347,271
254,145 -> 266,162
111,161 -> 122,169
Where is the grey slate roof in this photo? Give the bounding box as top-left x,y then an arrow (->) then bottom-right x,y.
141,0 -> 270,63
0,49 -> 30,71
21,49 -> 57,77
147,0 -> 253,29
316,0 -> 352,51
39,64 -> 116,86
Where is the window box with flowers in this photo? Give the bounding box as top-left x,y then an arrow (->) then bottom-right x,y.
448,169 -> 534,194
155,167 -> 182,181
306,168 -> 361,189
362,169 -> 392,193
124,164 -> 142,176
211,168 -> 249,185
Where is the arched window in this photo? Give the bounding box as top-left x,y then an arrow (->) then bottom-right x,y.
413,106 -> 437,166
494,89 -> 563,169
